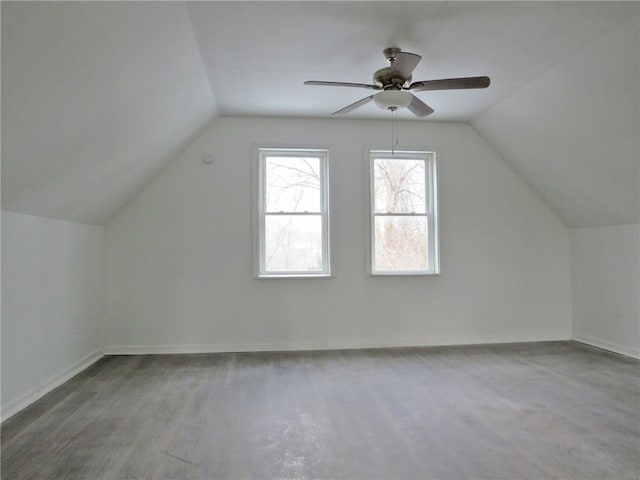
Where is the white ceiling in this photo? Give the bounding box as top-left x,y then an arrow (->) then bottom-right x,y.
2,1 -> 638,226
186,1 -> 634,121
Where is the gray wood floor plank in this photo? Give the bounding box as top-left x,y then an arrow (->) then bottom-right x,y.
2,341 -> 638,479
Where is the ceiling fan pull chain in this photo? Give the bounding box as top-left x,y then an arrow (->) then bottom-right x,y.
395,109 -> 399,148
390,108 -> 398,155
391,109 -> 394,155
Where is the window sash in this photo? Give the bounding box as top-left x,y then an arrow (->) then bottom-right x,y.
370,150 -> 438,275
258,148 -> 330,277
373,156 -> 429,214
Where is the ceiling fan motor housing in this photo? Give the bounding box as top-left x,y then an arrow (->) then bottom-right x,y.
374,67 -> 410,90
375,49 -> 412,89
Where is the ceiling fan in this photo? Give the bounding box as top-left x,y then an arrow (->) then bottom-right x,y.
304,48 -> 490,117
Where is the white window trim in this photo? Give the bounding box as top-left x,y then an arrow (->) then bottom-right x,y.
369,149 -> 440,276
257,147 -> 331,278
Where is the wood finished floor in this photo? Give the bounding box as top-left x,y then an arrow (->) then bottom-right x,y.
2,341 -> 639,480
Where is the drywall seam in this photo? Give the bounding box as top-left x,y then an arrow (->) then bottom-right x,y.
181,2 -> 219,117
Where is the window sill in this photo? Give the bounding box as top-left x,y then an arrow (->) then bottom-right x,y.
370,271 -> 441,277
257,273 -> 333,279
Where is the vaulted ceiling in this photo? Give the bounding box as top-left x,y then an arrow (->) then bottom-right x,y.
2,2 -> 217,224
2,1 -> 638,226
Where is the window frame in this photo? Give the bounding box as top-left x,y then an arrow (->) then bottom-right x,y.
257,147 -> 331,278
369,149 -> 439,276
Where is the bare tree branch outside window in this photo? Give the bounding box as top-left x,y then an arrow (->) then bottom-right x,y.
372,153 -> 436,273
261,153 -> 327,274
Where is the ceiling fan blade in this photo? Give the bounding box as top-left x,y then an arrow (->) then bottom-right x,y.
390,52 -> 422,78
305,81 -> 381,90
409,76 -> 490,91
332,95 -> 375,115
407,94 -> 434,118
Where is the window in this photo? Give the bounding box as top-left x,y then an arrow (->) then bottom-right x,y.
258,148 -> 330,277
370,150 -> 439,275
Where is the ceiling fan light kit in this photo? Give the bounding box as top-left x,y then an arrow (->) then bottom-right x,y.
373,90 -> 412,111
304,48 -> 490,118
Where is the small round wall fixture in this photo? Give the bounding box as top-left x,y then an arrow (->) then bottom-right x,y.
202,153 -> 215,165
374,90 -> 412,111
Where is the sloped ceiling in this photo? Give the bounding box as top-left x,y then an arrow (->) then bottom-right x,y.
2,1 -> 638,227
472,18 -> 639,227
1,1 -> 217,224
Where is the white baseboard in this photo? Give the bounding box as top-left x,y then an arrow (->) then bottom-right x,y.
103,333 -> 571,356
1,349 -> 104,422
573,334 -> 640,359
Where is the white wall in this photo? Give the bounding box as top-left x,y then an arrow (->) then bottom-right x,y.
1,212 -> 104,419
572,224 -> 640,358
104,117 -> 572,352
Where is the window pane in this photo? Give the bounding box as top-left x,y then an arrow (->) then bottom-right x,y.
374,216 -> 428,271
374,159 -> 426,213
265,215 -> 323,272
265,156 -> 321,212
